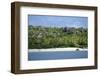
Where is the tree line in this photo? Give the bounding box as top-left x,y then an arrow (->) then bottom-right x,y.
28,25 -> 88,49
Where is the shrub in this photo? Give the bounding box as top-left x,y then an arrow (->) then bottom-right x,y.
28,25 -> 88,49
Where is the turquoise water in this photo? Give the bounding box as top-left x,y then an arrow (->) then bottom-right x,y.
28,51 -> 88,61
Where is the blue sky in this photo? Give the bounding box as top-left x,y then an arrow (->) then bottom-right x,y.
28,15 -> 88,28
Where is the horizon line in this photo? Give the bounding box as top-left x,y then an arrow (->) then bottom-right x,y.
28,25 -> 88,28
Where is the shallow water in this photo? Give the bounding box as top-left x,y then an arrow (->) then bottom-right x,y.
28,50 -> 88,61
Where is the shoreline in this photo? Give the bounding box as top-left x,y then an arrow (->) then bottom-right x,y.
29,47 -> 88,52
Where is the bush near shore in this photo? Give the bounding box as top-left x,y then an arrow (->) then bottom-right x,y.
28,25 -> 88,49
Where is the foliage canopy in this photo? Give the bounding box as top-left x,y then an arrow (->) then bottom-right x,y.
28,25 -> 88,49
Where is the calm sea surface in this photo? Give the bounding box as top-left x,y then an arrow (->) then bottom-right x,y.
28,51 -> 88,61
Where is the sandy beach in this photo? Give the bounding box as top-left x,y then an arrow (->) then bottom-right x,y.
29,47 -> 88,52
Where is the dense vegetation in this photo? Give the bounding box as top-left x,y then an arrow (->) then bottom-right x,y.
28,25 -> 88,49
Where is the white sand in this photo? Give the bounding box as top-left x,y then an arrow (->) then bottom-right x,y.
29,47 -> 88,52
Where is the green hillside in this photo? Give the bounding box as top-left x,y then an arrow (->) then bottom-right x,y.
28,25 -> 88,49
